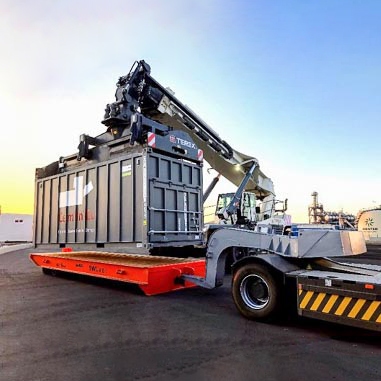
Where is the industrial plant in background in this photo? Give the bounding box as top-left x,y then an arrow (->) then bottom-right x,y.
308,191 -> 356,229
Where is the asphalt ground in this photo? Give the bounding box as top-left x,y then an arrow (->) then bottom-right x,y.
1,248 -> 380,381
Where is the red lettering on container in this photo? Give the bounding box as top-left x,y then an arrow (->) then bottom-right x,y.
59,209 -> 95,223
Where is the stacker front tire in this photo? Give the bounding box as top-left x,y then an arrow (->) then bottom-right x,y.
232,263 -> 281,322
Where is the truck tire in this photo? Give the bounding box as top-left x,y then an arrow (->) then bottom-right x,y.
232,263 -> 281,321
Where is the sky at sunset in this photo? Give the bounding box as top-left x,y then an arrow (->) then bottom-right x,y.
1,0 -> 381,222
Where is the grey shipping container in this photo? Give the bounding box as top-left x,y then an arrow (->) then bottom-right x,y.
34,145 -> 204,254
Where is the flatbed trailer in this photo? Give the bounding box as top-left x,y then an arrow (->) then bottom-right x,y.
30,228 -> 381,332
30,250 -> 205,296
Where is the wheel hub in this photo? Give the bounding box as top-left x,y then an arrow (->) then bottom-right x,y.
240,274 -> 270,310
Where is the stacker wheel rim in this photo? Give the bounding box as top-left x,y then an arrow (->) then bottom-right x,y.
240,274 -> 270,310
232,262 -> 281,321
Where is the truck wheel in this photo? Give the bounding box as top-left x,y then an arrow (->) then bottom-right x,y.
232,263 -> 281,321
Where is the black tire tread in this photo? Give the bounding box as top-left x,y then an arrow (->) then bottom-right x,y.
231,262 -> 281,322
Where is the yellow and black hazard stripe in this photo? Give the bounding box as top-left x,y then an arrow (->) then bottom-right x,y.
298,288 -> 381,329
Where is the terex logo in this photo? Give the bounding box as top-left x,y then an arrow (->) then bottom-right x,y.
59,176 -> 94,208
174,137 -> 197,149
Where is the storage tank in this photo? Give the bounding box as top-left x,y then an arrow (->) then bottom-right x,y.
356,208 -> 381,243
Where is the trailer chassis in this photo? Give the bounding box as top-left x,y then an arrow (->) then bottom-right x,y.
30,228 -> 381,332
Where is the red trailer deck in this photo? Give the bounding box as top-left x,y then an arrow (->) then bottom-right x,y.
30,250 -> 206,296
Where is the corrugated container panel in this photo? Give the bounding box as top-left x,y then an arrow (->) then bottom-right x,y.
58,175 -> 67,243
97,165 -> 108,242
134,156 -> 144,242
120,158 -> 134,242
86,167 -> 97,243
49,177 -> 59,243
41,181 -> 50,243
108,161 -> 121,242
35,181 -> 43,244
34,150 -> 203,252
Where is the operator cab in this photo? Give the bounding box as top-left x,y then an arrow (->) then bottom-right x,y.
204,192 -> 291,242
216,192 -> 257,228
